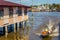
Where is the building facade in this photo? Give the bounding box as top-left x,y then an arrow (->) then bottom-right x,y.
0,0 -> 29,36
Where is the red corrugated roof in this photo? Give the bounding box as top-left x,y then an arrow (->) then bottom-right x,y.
0,0 -> 29,7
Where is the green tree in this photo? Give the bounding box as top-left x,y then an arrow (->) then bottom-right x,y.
49,4 -> 52,9
52,3 -> 56,9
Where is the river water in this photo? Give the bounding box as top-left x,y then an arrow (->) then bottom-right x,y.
0,12 -> 60,40
28,12 -> 60,30
28,12 -> 60,40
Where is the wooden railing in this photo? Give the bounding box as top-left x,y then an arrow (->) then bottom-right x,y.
0,15 -> 28,27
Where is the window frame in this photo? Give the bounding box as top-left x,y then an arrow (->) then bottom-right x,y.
24,8 -> 27,15
17,7 -> 22,16
0,7 -> 4,19
9,7 -> 13,18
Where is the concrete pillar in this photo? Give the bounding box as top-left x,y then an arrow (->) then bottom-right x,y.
22,8 -> 25,28
5,25 -> 8,38
13,7 -> 18,24
13,7 -> 18,17
4,7 -> 9,38
14,23 -> 16,33
22,8 -> 24,21
4,7 -> 9,24
17,22 -> 19,32
21,8 -> 25,39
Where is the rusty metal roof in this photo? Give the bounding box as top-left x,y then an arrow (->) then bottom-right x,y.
0,0 -> 29,7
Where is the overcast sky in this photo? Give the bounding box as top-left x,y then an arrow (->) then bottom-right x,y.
6,0 -> 60,6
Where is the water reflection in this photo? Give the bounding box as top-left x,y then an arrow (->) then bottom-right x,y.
0,28 -> 29,40
28,12 -> 59,40
42,36 -> 52,40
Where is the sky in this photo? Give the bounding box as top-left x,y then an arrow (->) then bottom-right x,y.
6,0 -> 60,6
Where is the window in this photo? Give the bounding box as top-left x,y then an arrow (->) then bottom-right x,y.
9,7 -> 13,18
0,7 -> 4,19
18,8 -> 22,16
24,8 -> 27,15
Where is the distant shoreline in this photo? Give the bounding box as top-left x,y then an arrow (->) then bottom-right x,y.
28,10 -> 60,12
29,11 -> 60,12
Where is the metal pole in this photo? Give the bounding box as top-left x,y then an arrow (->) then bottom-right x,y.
32,0 -> 33,11
19,0 -> 23,40
31,0 -> 34,32
20,0 -> 21,4
32,0 -> 33,6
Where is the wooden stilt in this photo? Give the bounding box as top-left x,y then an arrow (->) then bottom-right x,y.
17,23 -> 19,32
5,25 -> 8,38
14,23 -> 16,33
22,21 -> 24,30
